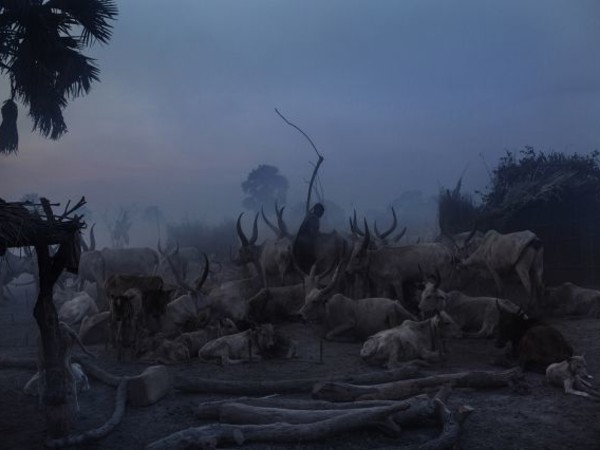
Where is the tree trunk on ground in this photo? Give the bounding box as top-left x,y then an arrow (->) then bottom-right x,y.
312,368 -> 521,402
196,392 -> 448,428
44,378 -> 129,448
175,363 -> 423,395
147,401 -> 414,450
32,242 -> 73,438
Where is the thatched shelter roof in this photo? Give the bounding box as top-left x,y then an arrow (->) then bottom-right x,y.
0,197 -> 85,255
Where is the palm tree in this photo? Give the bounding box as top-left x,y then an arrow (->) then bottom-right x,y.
0,0 -> 118,154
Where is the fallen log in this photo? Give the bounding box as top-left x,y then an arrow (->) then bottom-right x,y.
197,394 -> 430,425
175,363 -> 423,395
410,401 -> 473,450
72,356 -> 123,387
313,368 -> 521,402
45,378 -> 128,448
196,396 -> 398,417
146,401 -> 414,450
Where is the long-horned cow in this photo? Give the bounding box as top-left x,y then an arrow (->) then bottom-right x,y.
0,249 -> 37,300
360,312 -> 463,368
78,246 -> 160,307
234,211 -> 294,287
156,241 -> 204,287
418,275 -> 520,338
458,229 -> 543,306
346,220 -> 457,307
300,265 -> 416,341
543,282 -> 600,318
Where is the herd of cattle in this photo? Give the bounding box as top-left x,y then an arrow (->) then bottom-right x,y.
2,206 -> 600,398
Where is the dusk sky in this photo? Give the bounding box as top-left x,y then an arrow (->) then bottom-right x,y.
1,1 -> 599,237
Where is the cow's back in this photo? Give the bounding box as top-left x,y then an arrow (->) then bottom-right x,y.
519,324 -> 573,371
101,247 -> 159,276
354,298 -> 407,338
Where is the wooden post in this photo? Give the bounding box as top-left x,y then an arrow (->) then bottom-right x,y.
33,241 -> 75,438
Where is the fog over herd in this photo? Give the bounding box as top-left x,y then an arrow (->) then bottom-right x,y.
1,1 -> 600,449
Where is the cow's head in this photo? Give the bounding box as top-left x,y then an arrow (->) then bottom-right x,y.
432,311 -> 463,339
156,340 -> 190,364
346,219 -> 371,275
440,228 -> 482,267
218,318 -> 239,336
233,212 -> 260,266
158,241 -> 187,280
143,288 -> 171,331
112,288 -> 140,320
253,323 -> 276,351
418,278 -> 446,319
568,355 -> 593,380
300,264 -> 341,321
494,300 -> 529,349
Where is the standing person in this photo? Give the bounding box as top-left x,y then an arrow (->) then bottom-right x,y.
293,203 -> 325,274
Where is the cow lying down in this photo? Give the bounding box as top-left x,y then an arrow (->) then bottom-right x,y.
418,280 -> 520,338
198,324 -> 296,365
360,312 -> 462,368
138,318 -> 240,364
495,302 -> 573,372
544,282 -> 600,318
546,356 -> 595,397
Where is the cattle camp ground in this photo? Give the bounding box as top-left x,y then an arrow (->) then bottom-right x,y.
2,196 -> 600,449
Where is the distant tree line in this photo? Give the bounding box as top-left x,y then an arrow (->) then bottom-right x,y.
439,147 -> 600,233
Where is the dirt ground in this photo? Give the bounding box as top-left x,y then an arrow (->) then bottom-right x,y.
2,280 -> 600,450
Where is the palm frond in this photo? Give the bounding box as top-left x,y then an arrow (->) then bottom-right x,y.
55,46 -> 100,98
44,0 -> 118,45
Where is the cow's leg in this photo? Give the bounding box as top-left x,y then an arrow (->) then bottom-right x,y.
420,348 -> 441,363
564,378 -> 590,397
515,257 -> 533,305
532,248 -> 544,305
471,308 -> 496,338
487,265 -> 505,298
325,321 -> 356,341
385,342 -> 403,369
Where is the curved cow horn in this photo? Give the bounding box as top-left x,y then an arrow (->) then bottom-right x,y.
81,233 -> 89,252
173,241 -> 180,256
275,204 -> 289,237
442,232 -> 458,251
194,253 -> 210,292
353,210 -> 364,236
465,225 -> 478,245
157,239 -> 165,256
236,213 -> 249,246
393,226 -> 407,243
319,263 -> 343,298
249,212 -> 259,244
375,207 -> 398,240
360,218 -> 371,252
89,223 -> 96,251
165,251 -> 195,293
261,206 -> 279,236
434,269 -> 441,288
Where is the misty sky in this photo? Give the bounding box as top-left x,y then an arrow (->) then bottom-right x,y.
1,0 -> 599,232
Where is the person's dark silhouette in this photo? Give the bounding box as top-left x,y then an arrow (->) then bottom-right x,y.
293,203 -> 324,274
